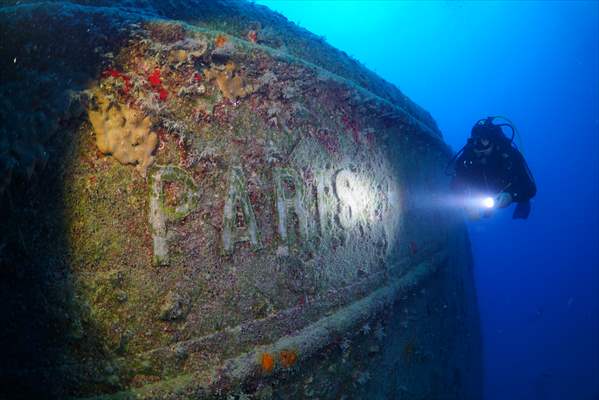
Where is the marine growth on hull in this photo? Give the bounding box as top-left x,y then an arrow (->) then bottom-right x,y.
0,1 -> 482,399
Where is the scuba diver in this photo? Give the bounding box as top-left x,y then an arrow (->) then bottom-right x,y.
449,116 -> 536,219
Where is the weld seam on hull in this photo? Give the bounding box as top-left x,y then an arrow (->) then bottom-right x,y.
79,254 -> 443,399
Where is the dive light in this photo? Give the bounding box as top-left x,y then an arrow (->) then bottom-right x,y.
482,196 -> 495,209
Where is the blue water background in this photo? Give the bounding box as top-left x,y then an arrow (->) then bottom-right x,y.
257,1 -> 599,399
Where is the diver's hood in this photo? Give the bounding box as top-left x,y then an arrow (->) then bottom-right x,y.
471,118 -> 505,141
470,117 -> 511,151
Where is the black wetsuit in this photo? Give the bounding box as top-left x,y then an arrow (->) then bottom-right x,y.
452,139 -> 536,218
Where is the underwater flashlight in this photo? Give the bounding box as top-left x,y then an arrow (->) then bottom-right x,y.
482,197 -> 495,209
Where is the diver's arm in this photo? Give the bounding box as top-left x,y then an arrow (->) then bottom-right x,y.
450,148 -> 474,193
495,192 -> 513,208
505,148 -> 536,202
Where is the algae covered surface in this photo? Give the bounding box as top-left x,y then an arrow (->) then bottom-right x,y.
0,1 -> 482,399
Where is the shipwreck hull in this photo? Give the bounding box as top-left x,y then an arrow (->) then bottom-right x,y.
0,1 -> 482,399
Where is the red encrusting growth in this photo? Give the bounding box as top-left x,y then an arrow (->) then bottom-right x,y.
148,68 -> 162,86
261,352 -> 274,373
156,129 -> 168,151
147,68 -> 168,102
102,69 -> 121,79
279,350 -> 298,368
247,30 -> 257,43
175,135 -> 188,165
158,88 -> 169,101
342,115 -> 361,144
215,34 -> 228,48
314,128 -> 339,155
101,68 -> 132,94
193,72 -> 203,82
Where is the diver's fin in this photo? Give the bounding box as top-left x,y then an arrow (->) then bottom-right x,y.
513,200 -> 531,219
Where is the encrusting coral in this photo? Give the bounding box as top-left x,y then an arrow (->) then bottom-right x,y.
87,91 -> 158,176
261,352 -> 275,373
203,62 -> 256,100
279,350 -> 298,368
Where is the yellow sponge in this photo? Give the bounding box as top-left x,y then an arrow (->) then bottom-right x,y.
88,92 -> 158,176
